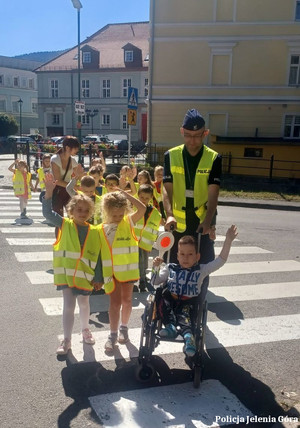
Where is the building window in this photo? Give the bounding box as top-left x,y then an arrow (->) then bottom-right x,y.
82,80 -> 90,98
82,115 -> 90,125
289,55 -> 300,85
32,102 -> 38,114
144,78 -> 149,97
0,75 -> 3,86
125,50 -> 133,62
244,148 -> 263,158
0,99 -> 6,111
12,101 -> 19,113
122,78 -> 131,97
52,114 -> 60,125
50,80 -> 58,98
122,114 -> 128,129
102,79 -> 111,98
13,77 -> 19,87
102,114 -> 110,126
284,115 -> 300,139
28,79 -> 34,89
82,52 -> 91,63
296,1 -> 300,20
21,78 -> 27,88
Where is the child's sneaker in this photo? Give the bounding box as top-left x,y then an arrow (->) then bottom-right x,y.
183,333 -> 196,357
105,333 -> 118,352
159,323 -> 177,339
56,339 -> 71,355
118,326 -> 129,344
82,328 -> 95,345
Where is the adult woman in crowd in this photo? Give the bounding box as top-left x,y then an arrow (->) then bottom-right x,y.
50,136 -> 80,217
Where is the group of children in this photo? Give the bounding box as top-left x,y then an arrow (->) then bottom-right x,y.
9,154 -> 237,359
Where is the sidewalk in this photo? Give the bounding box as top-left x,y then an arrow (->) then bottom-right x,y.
1,154 -> 300,211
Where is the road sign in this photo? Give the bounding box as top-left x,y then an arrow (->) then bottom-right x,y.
128,87 -> 138,109
74,101 -> 85,115
127,109 -> 137,126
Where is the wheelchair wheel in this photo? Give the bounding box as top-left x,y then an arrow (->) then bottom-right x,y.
138,296 -> 158,363
192,300 -> 208,388
135,363 -> 155,382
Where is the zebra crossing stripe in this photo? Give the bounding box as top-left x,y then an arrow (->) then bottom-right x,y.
15,251 -> 53,262
0,206 -> 42,211
39,281 -> 300,316
39,294 -> 144,316
0,218 -> 44,224
7,238 -> 54,245
27,260 -> 300,285
212,259 -> 300,276
58,313 -> 300,363
89,380 -> 253,428
0,212 -> 43,217
214,246 -> 272,255
1,227 -> 54,234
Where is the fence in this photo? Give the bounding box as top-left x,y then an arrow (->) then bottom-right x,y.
13,142 -> 300,181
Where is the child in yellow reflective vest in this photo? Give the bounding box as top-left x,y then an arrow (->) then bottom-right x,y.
98,189 -> 146,352
8,159 -> 34,219
66,165 -> 101,224
134,184 -> 161,292
34,154 -> 51,192
42,173 -> 103,355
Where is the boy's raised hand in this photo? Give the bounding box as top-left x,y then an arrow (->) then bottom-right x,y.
153,256 -> 164,267
226,225 -> 238,242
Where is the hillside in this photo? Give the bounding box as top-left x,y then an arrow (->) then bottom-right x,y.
14,50 -> 67,63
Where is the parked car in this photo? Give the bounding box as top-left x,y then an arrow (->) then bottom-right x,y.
82,135 -> 113,144
114,139 -> 130,151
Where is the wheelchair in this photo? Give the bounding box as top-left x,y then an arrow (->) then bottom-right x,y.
135,282 -> 208,388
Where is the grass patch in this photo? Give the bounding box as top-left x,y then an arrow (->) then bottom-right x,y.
219,189 -> 300,202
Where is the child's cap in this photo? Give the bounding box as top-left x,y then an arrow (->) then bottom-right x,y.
182,109 -> 205,131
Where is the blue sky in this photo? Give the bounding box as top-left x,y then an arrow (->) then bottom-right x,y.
0,0 -> 150,57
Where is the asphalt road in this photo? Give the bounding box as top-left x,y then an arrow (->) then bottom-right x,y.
0,192 -> 299,427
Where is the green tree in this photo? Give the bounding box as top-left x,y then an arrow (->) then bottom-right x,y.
0,114 -> 18,137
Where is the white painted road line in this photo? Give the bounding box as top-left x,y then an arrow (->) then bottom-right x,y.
26,271 -> 53,284
15,251 -> 53,262
209,281 -> 300,302
89,380 -> 253,428
59,313 -> 300,363
0,206 -> 42,211
212,260 -> 300,276
39,294 -> 144,316
214,246 -> 272,255
0,212 -> 43,217
39,281 -> 300,316
0,227 -> 53,234
0,200 -> 41,205
7,238 -> 54,245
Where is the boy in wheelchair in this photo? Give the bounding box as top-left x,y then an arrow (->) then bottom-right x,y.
152,225 -> 238,357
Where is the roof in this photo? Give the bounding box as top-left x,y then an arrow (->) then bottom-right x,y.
35,22 -> 149,72
0,55 -> 42,71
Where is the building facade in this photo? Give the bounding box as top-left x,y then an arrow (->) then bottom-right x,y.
148,0 -> 300,178
0,56 -> 40,135
35,22 -> 149,142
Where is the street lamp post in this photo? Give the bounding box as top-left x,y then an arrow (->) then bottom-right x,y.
18,98 -> 23,138
71,0 -> 83,164
85,108 -> 99,134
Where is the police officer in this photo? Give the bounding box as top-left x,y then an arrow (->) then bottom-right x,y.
163,108 -> 222,265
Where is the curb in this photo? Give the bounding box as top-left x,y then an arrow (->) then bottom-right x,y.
218,199 -> 300,212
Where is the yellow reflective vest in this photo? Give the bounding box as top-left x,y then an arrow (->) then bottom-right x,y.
13,170 -> 32,199
134,206 -> 161,252
53,218 -> 101,291
169,144 -> 218,232
37,168 -> 46,190
99,216 -> 139,294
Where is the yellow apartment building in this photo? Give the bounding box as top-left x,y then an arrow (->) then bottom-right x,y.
148,0 -> 300,179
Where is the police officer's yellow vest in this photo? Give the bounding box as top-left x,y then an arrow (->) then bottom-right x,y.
169,144 -> 218,232
37,168 -> 46,190
13,170 -> 32,199
134,206 -> 161,251
53,218 -> 101,291
99,216 -> 139,294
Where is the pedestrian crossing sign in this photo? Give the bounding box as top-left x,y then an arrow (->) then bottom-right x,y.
128,87 -> 138,109
128,109 -> 137,126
